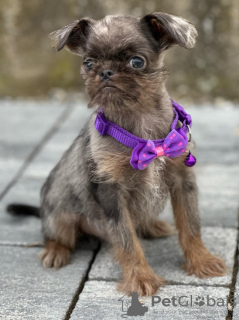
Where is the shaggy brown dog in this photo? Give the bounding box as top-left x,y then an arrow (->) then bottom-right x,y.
8,13 -> 226,296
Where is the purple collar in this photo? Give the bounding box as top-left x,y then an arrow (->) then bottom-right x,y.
95,99 -> 196,170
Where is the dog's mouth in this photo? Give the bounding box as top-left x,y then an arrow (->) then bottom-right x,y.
99,82 -> 122,93
102,86 -> 117,91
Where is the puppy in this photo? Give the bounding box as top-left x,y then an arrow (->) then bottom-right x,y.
8,12 -> 226,296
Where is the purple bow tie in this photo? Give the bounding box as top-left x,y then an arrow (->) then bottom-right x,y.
130,129 -> 187,170
94,99 -> 196,170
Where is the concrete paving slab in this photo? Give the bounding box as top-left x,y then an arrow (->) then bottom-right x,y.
0,245 -> 95,320
160,164 -> 239,228
0,101 -> 67,194
0,104 -> 92,245
89,227 -> 237,287
196,164 -> 239,227
70,280 -> 229,320
0,203 -> 42,246
189,106 -> 239,164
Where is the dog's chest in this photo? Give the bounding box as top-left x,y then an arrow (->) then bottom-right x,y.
90,115 -> 169,215
131,159 -> 169,216
151,159 -> 168,201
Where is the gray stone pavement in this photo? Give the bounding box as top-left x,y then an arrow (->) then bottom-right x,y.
0,100 -> 238,319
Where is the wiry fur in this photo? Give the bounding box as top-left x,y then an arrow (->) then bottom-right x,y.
10,12 -> 226,296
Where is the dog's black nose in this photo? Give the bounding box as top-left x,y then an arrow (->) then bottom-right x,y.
99,69 -> 114,81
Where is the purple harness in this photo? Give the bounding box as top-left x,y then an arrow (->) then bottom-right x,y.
95,99 -> 196,170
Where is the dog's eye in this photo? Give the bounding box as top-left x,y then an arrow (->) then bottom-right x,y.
83,60 -> 94,72
129,56 -> 145,69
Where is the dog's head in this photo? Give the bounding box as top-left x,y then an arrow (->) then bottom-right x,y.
50,13 -> 197,112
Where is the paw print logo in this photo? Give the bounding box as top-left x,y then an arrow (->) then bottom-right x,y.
195,296 -> 205,307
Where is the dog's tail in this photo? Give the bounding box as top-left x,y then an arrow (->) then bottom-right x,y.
6,204 -> 40,218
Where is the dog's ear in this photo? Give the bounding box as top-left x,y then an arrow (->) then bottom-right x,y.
49,18 -> 95,55
141,12 -> 197,50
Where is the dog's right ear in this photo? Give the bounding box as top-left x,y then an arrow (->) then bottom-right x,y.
49,18 -> 95,55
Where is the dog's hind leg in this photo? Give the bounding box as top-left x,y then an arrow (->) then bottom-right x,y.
39,212 -> 78,268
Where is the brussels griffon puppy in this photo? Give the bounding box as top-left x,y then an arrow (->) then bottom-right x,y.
8,12 -> 226,296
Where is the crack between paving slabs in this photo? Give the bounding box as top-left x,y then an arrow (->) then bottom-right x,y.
0,100 -> 75,201
87,277 -> 235,288
64,242 -> 102,320
226,207 -> 239,320
0,242 -> 44,247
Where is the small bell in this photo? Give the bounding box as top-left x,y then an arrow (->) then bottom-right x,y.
185,151 -> 196,167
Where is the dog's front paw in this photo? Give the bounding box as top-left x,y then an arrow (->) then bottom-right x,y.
117,269 -> 166,297
38,241 -> 70,268
184,253 -> 227,278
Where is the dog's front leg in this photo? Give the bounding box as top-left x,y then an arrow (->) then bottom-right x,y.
96,183 -> 166,296
170,167 -> 227,278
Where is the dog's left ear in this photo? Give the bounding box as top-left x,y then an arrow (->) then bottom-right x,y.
141,12 -> 197,50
